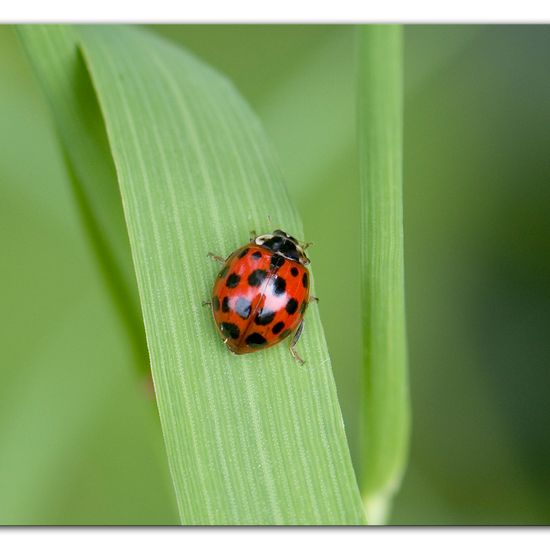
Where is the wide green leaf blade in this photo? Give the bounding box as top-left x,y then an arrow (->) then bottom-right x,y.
17,25 -> 148,371
19,24 -> 365,525
358,25 -> 410,523
3,26 -> 177,524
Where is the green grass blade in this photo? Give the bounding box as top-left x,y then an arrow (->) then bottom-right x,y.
358,25 -> 410,523
16,25 -> 147,371
19,24 -> 366,525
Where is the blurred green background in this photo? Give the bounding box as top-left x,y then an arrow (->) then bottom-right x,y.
1,24 -> 549,524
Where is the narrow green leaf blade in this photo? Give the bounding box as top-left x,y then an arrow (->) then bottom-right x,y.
20,24 -> 366,525
358,25 -> 410,523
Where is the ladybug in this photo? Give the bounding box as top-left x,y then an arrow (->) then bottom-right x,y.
204,229 -> 317,364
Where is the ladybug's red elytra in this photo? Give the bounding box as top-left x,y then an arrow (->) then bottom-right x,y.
205,229 -> 317,364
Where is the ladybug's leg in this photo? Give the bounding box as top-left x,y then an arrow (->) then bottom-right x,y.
301,241 -> 314,250
201,300 -> 211,307
309,296 -> 319,303
207,252 -> 225,264
289,320 -> 306,366
249,229 -> 258,242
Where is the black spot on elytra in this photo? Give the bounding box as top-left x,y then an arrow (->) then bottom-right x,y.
248,269 -> 267,287
226,273 -> 240,288
251,251 -> 262,260
302,272 -> 309,289
273,276 -> 286,296
272,321 -> 285,335
270,254 -> 285,270
279,328 -> 292,340
222,296 -> 230,312
255,309 -> 275,326
245,332 -> 267,347
220,322 -> 240,340
235,297 -> 252,320
218,265 -> 229,278
238,248 -> 249,258
286,298 -> 298,315
212,296 -> 220,311
290,267 -> 299,277
272,276 -> 286,296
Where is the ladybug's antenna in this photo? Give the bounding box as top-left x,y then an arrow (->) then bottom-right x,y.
267,213 -> 273,227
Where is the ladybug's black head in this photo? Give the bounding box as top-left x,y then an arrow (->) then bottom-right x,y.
255,229 -> 310,265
